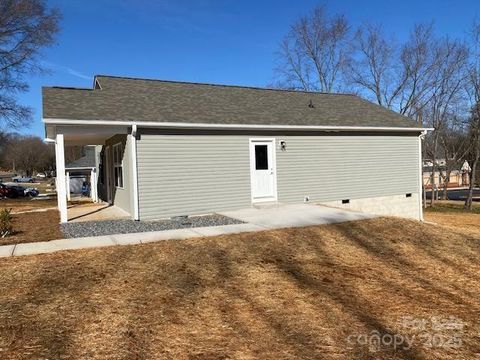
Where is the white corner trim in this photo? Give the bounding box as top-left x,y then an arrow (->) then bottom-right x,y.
131,124 -> 140,220
43,118 -> 434,133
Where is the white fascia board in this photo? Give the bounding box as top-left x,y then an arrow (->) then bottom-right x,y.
43,118 -> 434,133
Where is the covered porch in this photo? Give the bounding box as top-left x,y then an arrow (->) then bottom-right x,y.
45,123 -> 139,223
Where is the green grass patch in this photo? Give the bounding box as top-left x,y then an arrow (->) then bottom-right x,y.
425,201 -> 480,214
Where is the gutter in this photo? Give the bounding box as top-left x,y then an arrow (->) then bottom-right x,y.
43,118 -> 433,133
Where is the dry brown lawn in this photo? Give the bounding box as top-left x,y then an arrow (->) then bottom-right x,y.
0,198 -> 58,213
0,198 -> 62,246
0,217 -> 479,359
0,210 -> 63,246
424,200 -> 480,236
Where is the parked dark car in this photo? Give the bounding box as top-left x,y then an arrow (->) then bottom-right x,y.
0,183 -> 18,198
7,185 -> 39,197
24,187 -> 39,197
7,185 -> 25,197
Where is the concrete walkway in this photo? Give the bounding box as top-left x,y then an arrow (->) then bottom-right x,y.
219,203 -> 374,228
0,204 -> 376,258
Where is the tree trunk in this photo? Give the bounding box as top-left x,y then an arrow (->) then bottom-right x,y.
430,137 -> 439,207
423,183 -> 427,208
442,171 -> 451,200
464,159 -> 478,210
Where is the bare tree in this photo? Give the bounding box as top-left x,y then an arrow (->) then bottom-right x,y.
0,130 -> 12,169
348,24 -> 406,108
348,23 -> 442,121
5,135 -> 53,176
0,0 -> 60,128
64,146 -> 84,164
463,21 -> 480,210
438,120 -> 471,199
463,105 -> 480,209
275,5 -> 351,92
423,38 -> 469,205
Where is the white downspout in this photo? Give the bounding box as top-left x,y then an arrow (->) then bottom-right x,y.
131,124 -> 140,220
418,130 -> 427,221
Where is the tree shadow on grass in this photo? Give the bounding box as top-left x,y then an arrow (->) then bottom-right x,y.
0,250 -> 116,359
0,218 -> 479,359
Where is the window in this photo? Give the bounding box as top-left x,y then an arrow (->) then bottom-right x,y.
255,145 -> 268,170
113,143 -> 124,188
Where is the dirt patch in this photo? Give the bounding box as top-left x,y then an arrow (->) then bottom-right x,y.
0,217 -> 478,359
0,210 -> 62,246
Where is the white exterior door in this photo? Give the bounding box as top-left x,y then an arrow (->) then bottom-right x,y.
250,139 -> 277,202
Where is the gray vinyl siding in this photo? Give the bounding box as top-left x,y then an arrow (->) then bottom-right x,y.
276,136 -> 419,203
137,134 -> 251,220
137,130 -> 420,220
104,134 -> 134,216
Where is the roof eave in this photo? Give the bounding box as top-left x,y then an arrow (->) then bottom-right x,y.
43,118 -> 433,133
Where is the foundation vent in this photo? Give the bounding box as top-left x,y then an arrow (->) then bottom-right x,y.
342,199 -> 350,204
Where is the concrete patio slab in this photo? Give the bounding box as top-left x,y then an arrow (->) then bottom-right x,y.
0,244 -> 15,258
68,202 -> 130,222
219,203 -> 375,229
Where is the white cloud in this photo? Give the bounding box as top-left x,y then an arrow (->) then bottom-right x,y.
42,61 -> 91,80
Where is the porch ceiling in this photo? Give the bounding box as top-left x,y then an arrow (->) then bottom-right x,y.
45,124 -> 129,145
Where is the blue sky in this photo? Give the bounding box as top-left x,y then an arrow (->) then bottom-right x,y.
18,0 -> 478,137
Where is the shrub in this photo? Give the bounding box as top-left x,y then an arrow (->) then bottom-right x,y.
0,208 -> 13,238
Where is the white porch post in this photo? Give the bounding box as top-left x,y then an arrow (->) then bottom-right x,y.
91,168 -> 98,202
66,171 -> 71,201
130,124 -> 140,220
55,133 -> 68,223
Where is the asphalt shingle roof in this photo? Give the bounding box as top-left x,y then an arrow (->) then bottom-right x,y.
65,146 -> 96,169
42,75 -> 421,128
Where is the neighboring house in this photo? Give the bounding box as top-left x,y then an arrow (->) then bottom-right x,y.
42,75 -> 431,223
422,160 -> 471,189
64,145 -> 101,201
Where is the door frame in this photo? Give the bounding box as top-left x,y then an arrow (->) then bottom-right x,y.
249,138 -> 278,203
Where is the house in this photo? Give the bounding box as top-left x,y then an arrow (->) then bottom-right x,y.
422,159 -> 471,189
42,75 -> 431,223
64,145 -> 101,201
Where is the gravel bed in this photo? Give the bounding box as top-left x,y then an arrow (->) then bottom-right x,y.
61,214 -> 244,238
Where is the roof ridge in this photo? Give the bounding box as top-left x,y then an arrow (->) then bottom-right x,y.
94,74 -> 357,97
